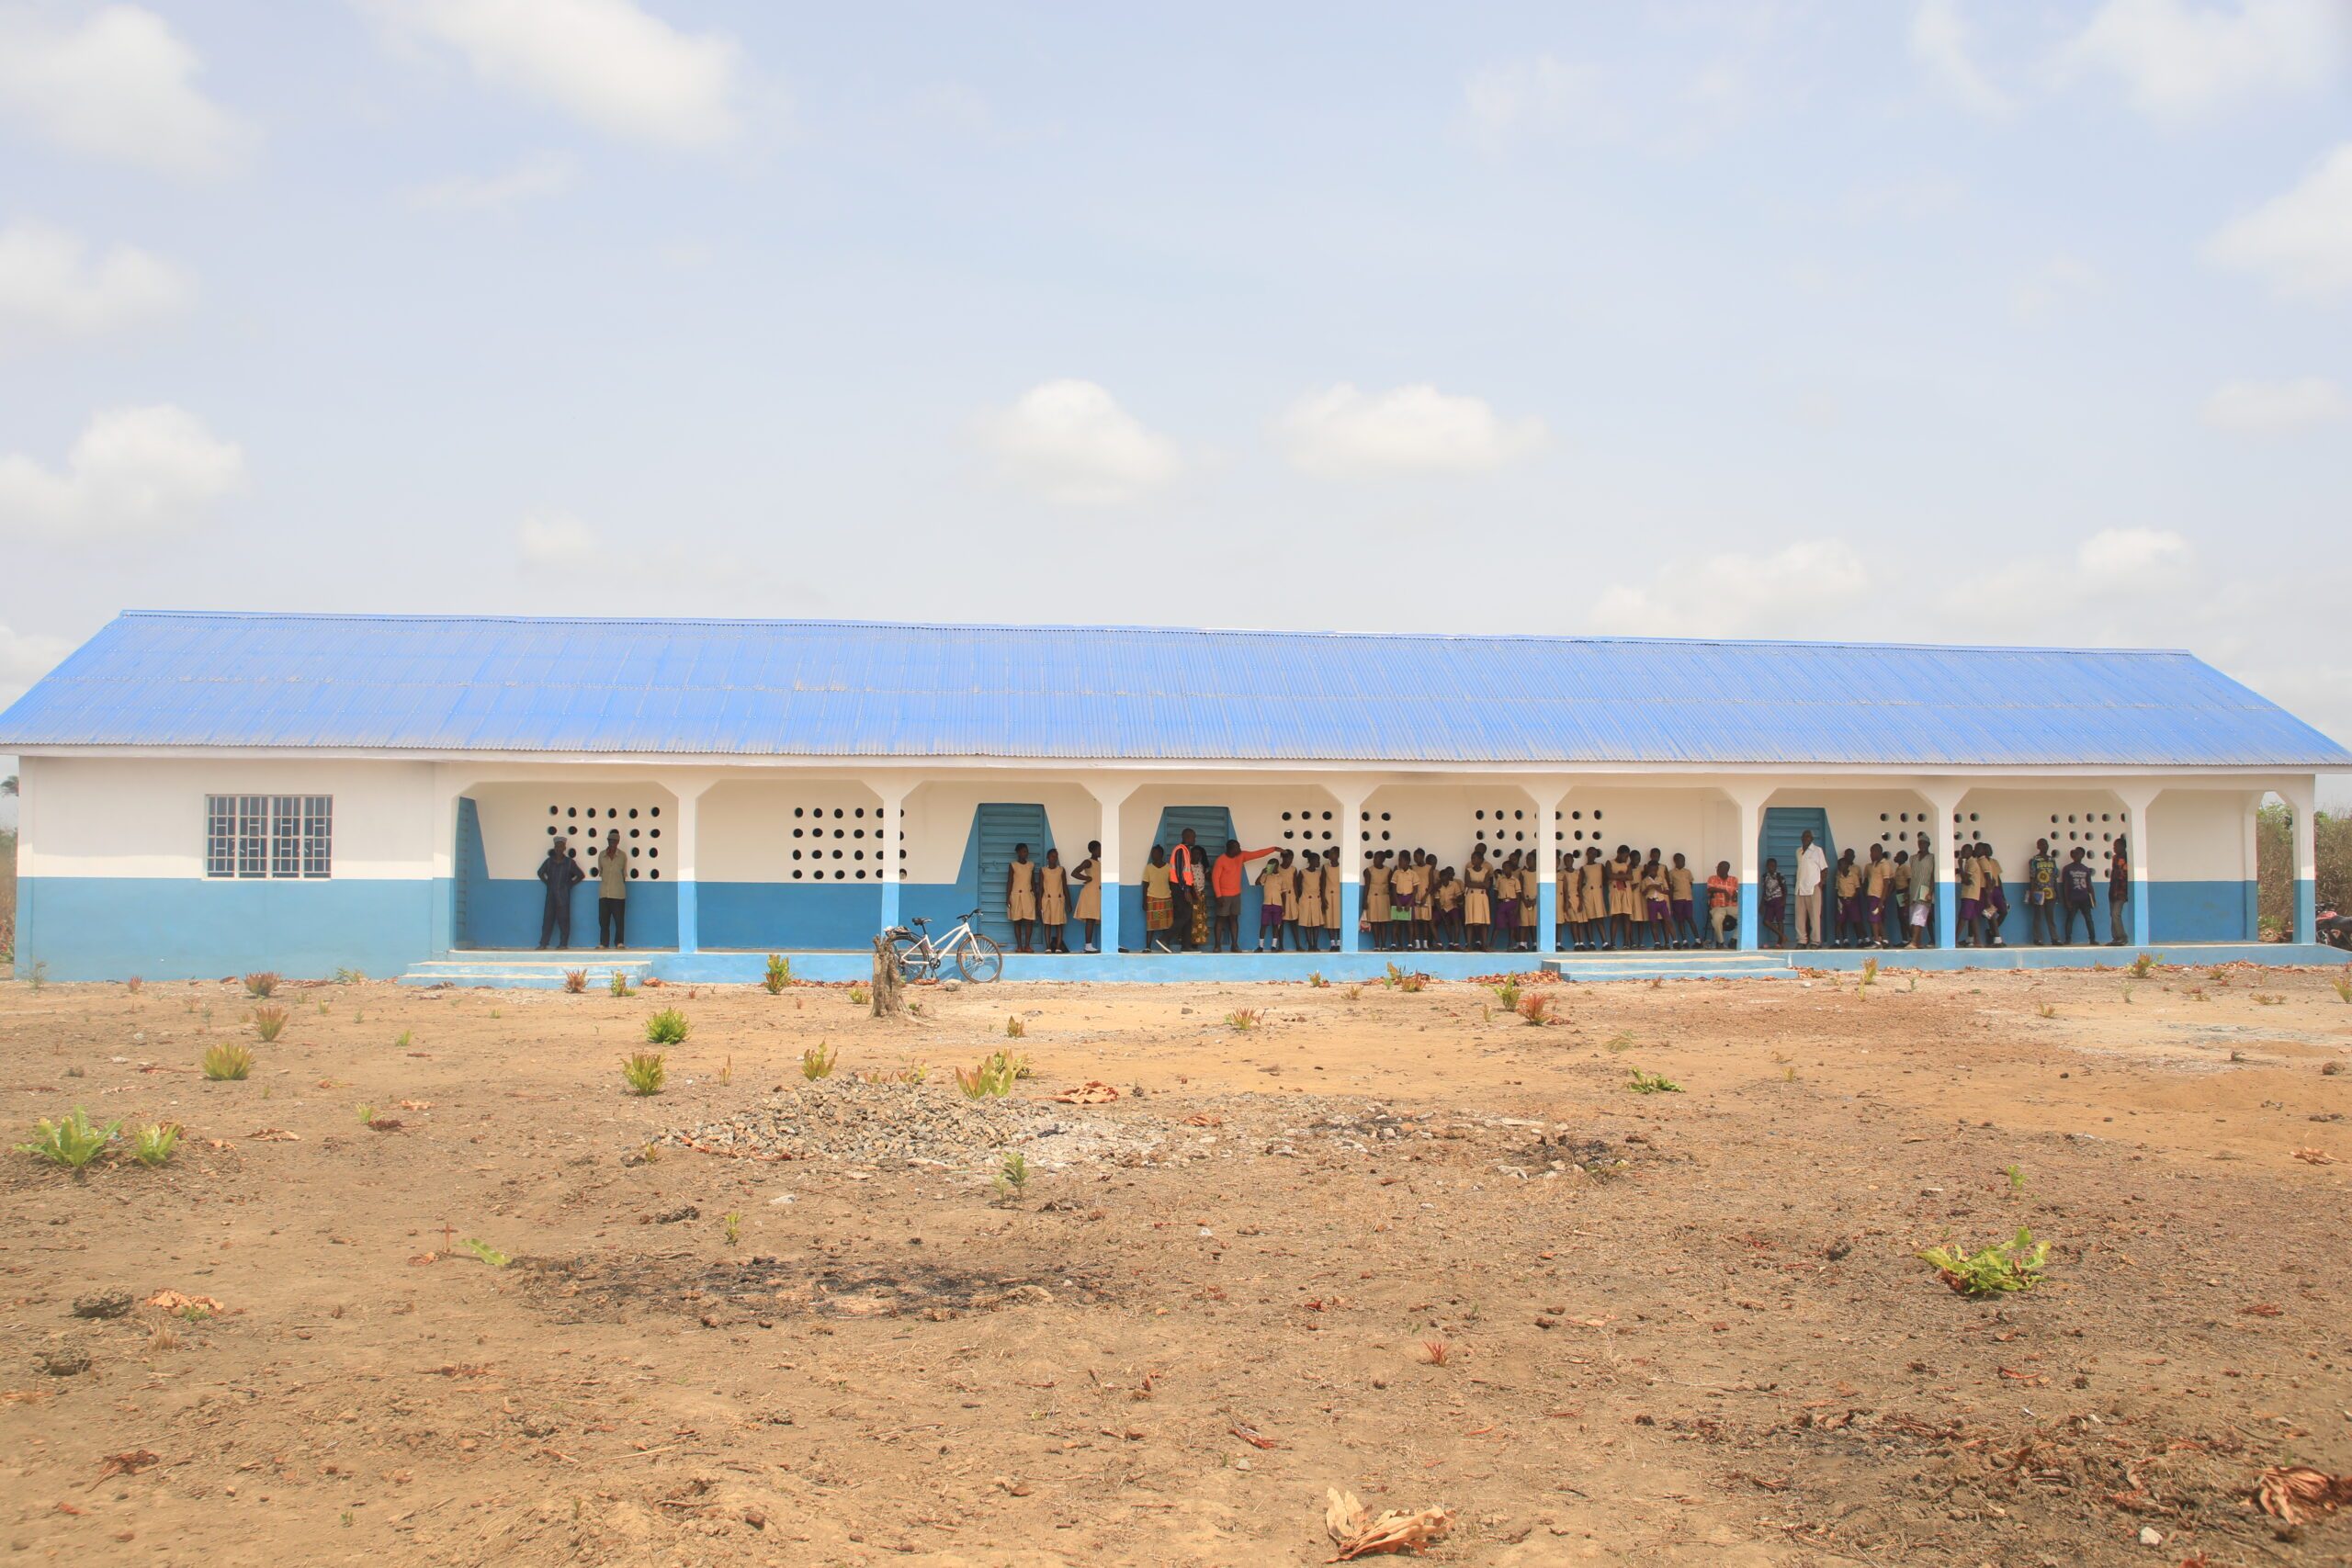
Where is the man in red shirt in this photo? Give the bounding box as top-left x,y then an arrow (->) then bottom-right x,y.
1168,829 -> 1207,951
1208,836 -> 1280,953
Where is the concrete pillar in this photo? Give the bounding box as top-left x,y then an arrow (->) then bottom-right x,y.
672,777 -> 715,955
2117,784 -> 2158,951
2285,778 -> 2318,945
1530,784 -> 1567,956
1928,784 -> 1963,951
876,783 -> 907,935
428,771 -> 472,957
1088,780 -> 1136,955
1730,786 -> 1768,951
1335,783 -> 1369,953
2241,791 -> 2262,942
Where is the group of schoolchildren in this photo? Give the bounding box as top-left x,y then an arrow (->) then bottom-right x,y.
999,826 -> 2138,955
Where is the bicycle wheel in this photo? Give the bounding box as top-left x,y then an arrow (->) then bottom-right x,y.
957,933 -> 1004,982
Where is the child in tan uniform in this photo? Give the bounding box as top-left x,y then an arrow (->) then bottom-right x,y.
1039,849 -> 1069,954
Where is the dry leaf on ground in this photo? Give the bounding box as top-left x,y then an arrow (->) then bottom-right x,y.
2256,1466 -> 2352,1525
1051,1082 -> 1120,1105
2291,1146 -> 2335,1165
247,1128 -> 300,1142
1325,1487 -> 1453,1560
146,1291 -> 225,1315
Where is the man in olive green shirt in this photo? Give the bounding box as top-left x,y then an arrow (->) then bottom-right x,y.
595,829 -> 630,948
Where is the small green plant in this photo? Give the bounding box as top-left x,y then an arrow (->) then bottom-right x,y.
132,1122 -> 182,1168
993,1150 -> 1032,1201
2120,982 -> 2135,1004
1306,971 -> 1328,988
2129,952 -> 2160,978
609,969 -> 631,998
1397,971 -> 1428,993
460,1237 -> 511,1269
956,1055 -> 1018,1100
848,983 -> 870,1006
621,1051 -> 667,1096
857,1063 -> 925,1084
1781,1065 -> 1797,1082
26,961 -> 47,991
201,1041 -> 254,1080
1603,1030 -> 1634,1054
1859,956 -> 1879,989
243,971 -> 279,998
562,969 -> 588,994
1382,962 -> 1403,989
1918,1225 -> 2048,1296
1416,1337 -> 1452,1367
1626,1070 -> 1682,1094
489,1007 -> 502,1020
763,953 -> 792,994
2004,1163 -> 2025,1192
722,1211 -> 742,1246
355,1103 -> 375,1125
1225,1008 -> 1261,1032
718,1055 -> 733,1086
1005,1015 -> 1026,1039
643,1007 -> 690,1045
251,1005 -> 288,1043
1342,984 -> 1362,1001
332,967 -> 367,985
2034,1002 -> 2057,1020
2332,976 -> 2351,1004
2254,992 -> 2285,1007
17,1108 -> 119,1172
801,1040 -> 837,1080
988,1048 -> 1033,1080
1518,992 -> 1554,1026
1492,982 -> 1521,1010
393,1029 -> 413,1049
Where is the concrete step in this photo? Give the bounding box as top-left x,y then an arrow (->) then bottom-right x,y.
401,953 -> 655,988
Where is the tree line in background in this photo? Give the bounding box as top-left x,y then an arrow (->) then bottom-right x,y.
2256,802 -> 2349,940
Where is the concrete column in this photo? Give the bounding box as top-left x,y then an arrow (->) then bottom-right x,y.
1335,783 -> 1369,953
1927,783 -> 1964,951
876,783 -> 907,935
1730,786 -> 1769,951
2284,777 -> 2318,945
2117,784 -> 2159,951
672,777 -> 715,955
428,769 -> 474,957
2241,792 -> 2262,942
1530,784 -> 1567,956
1088,780 -> 1136,954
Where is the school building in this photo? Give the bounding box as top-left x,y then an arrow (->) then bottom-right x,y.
2,611 -> 2345,985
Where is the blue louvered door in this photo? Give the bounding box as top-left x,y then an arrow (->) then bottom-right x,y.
970,804 -> 1054,943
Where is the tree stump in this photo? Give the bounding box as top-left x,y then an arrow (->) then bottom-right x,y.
870,934 -> 904,1019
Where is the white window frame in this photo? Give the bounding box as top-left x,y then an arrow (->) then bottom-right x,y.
206,795 -> 332,879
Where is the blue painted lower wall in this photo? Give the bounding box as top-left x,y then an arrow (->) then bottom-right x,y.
17,876 -> 439,981
10,874 -> 2274,980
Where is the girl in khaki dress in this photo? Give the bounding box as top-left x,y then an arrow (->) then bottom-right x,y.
1434,868 -> 1463,950
1323,854 -> 1343,942
1005,842 -> 1039,953
1519,856 -> 1541,950
1295,851 -> 1326,950
1388,855 -> 1419,949
1579,849 -> 1608,952
1255,852 -> 1290,953
1606,848 -> 1637,950
1073,840 -> 1102,953
1492,856 -> 1521,953
1038,850 -> 1069,954
1365,852 -> 1392,950
1463,850 -> 1493,950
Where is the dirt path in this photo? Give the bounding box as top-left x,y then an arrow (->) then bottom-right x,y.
3,963 -> 2348,1565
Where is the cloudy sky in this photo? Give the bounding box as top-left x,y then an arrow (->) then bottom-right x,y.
2,0 -> 2349,811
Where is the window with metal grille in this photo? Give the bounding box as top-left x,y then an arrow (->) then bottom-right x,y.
206,795 -> 332,878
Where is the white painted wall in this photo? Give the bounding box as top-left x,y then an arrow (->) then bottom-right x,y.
909,782 -> 1101,884
700,777 -> 892,884
2147,790 -> 2254,880
470,780 -> 678,882
18,756 -> 436,879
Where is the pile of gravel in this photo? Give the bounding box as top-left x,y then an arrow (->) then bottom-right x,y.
660,1077 -> 1170,1175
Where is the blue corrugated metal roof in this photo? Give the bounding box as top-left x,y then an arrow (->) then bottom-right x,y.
0,611 -> 2342,769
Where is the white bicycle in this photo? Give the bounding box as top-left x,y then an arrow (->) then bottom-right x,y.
885,908 -> 1004,982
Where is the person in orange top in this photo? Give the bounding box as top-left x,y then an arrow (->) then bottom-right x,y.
1705,861 -> 1739,949
1209,837 -> 1280,953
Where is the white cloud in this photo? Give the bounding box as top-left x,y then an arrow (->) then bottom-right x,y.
2200,376 -> 2352,434
369,0 -> 744,149
0,5 -> 254,176
1276,384 -> 1546,479
516,512 -> 606,567
0,406 -> 244,539
977,380 -> 1181,506
1911,0 -> 2015,118
1463,54 -> 1618,150
2207,143 -> 2352,301
1589,540 -> 1871,638
409,151 -> 578,211
2064,0 -> 2348,118
0,220 -> 191,350
2075,525 -> 2192,580
2013,253 -> 2100,319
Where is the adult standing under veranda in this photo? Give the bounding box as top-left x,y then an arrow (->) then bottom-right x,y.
595,828 -> 629,949
537,834 -> 582,950
1792,829 -> 1829,951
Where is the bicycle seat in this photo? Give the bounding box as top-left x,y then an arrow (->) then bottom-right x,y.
909,917 -> 932,929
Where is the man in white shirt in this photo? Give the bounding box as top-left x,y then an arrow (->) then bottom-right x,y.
1793,829 -> 1830,951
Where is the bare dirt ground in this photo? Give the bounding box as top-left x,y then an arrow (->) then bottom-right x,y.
3,960 -> 2349,1567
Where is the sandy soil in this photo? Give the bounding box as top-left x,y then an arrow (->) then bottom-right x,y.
3,960 -> 2349,1566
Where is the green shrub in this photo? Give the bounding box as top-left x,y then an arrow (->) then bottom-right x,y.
201,1042 -> 253,1080
18,1108 -> 119,1172
1919,1226 -> 2048,1295
763,954 -> 791,994
1626,1069 -> 1681,1094
801,1041 -> 837,1080
251,1004 -> 288,1042
643,1008 -> 690,1045
132,1123 -> 182,1168
243,971 -> 280,998
621,1052 -> 667,1096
